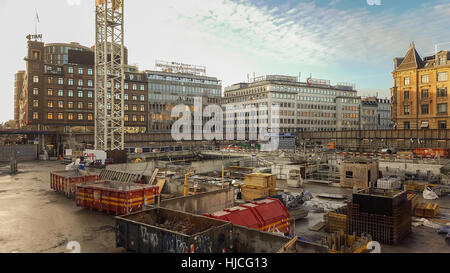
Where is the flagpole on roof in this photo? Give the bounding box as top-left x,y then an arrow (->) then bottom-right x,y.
35,8 -> 39,36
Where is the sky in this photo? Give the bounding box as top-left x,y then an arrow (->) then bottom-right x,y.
1,0 -> 450,123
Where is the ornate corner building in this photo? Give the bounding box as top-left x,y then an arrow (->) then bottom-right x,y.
392,43 -> 450,130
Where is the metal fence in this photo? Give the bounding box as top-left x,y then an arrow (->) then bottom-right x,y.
0,145 -> 38,162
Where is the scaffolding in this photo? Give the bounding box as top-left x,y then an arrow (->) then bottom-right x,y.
94,0 -> 125,151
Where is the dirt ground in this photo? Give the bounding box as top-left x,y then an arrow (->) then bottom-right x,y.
0,161 -> 123,253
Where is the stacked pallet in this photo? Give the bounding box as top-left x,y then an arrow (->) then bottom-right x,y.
414,202 -> 439,218
241,173 -> 277,202
407,193 -> 419,215
325,212 -> 348,233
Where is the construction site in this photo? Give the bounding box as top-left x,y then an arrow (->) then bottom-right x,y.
1,0 -> 450,256
1,140 -> 450,253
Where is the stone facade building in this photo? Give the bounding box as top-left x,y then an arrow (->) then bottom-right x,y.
391,43 -> 450,130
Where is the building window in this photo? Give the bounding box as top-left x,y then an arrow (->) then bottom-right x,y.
88,114 -> 93,121
124,104 -> 129,111
140,105 -> 145,112
78,79 -> 83,86
33,76 -> 39,83
404,91 -> 410,100
124,83 -> 129,89
133,95 -> 137,101
33,100 -> 39,107
68,113 -> 74,120
438,88 -> 447,97
68,67 -> 73,74
88,91 -> 93,98
78,114 -> 84,120
47,113 -> 53,120
68,90 -> 73,97
140,85 -> 145,91
33,112 -> 39,120
438,72 -> 448,82
88,80 -> 93,87
130,74 -> 134,80
58,78 -> 63,85
78,68 -> 84,74
140,95 -> 145,101
439,121 -> 447,129
438,103 -> 448,114
58,90 -> 64,97
48,101 -> 54,108
421,89 -> 429,99
48,89 -> 53,96
58,101 -> 64,108
132,84 -> 137,90
47,77 -> 53,84
133,115 -> 137,122
124,94 -> 129,100
421,104 -> 429,114
78,102 -> 83,109
58,113 -> 64,120
124,115 -> 129,121
404,105 -> 410,115
88,69 -> 93,75
132,105 -> 137,111
68,102 -> 73,109
140,116 -> 145,122
33,88 -> 39,95
404,122 -> 410,129
421,74 -> 429,83
346,171 -> 353,178
68,79 -> 74,86
88,103 -> 93,109
78,91 -> 83,98
404,77 -> 410,85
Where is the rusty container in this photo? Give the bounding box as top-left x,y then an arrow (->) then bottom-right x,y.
50,171 -> 101,198
116,208 -> 232,253
76,181 -> 158,215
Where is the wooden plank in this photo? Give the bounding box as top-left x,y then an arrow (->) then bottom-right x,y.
277,237 -> 298,253
149,168 -> 159,185
155,178 -> 166,194
309,221 -> 327,232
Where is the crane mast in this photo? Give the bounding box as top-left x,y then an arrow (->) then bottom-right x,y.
94,0 -> 125,151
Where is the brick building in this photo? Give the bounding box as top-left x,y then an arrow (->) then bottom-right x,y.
14,38 -> 147,134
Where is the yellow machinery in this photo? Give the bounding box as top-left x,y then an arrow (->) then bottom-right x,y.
184,171 -> 195,196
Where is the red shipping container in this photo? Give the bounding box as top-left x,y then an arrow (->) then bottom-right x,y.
76,181 -> 158,215
414,148 -> 449,159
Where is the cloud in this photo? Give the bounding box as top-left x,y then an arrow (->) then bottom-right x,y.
67,0 -> 81,6
150,0 -> 450,69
